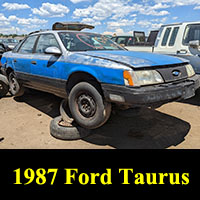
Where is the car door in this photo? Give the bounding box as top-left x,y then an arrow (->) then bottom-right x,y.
12,35 -> 38,77
30,33 -> 65,94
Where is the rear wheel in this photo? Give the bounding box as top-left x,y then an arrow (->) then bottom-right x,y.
0,75 -> 9,97
8,72 -> 24,97
68,82 -> 111,129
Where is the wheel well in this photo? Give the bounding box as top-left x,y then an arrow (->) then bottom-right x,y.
66,72 -> 103,96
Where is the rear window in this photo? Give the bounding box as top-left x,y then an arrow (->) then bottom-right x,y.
154,27 -> 164,47
116,37 -> 127,45
18,35 -> 38,54
161,28 -> 171,46
12,40 -> 24,53
127,37 -> 134,46
169,27 -> 179,46
115,36 -> 134,46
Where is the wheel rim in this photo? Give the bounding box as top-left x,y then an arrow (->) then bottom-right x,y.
9,76 -> 18,92
0,82 -> 3,91
76,93 -> 96,118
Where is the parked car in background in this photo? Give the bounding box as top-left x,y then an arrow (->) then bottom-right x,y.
0,43 -> 10,97
0,43 -> 11,59
0,38 -> 19,49
0,43 -> 11,69
1,22 -> 200,129
112,31 -> 159,48
111,35 -> 135,47
124,22 -> 200,75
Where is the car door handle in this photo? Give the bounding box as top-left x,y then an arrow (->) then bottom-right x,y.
31,61 -> 37,65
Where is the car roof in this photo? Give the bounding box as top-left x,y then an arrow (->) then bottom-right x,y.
29,30 -> 102,36
161,21 -> 200,27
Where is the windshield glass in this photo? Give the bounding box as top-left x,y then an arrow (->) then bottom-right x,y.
58,32 -> 124,51
183,24 -> 200,45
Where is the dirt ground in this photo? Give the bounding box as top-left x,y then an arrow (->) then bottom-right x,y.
0,89 -> 200,149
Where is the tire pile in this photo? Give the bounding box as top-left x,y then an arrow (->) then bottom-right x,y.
50,99 -> 91,140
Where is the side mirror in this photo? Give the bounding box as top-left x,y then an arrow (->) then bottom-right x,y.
45,46 -> 62,55
189,40 -> 200,48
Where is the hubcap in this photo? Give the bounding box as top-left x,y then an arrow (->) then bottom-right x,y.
10,77 -> 17,91
77,93 -> 96,118
0,83 -> 3,90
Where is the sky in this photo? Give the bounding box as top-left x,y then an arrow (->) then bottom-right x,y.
0,0 -> 200,36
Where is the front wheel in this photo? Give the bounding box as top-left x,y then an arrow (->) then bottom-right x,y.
68,82 -> 111,129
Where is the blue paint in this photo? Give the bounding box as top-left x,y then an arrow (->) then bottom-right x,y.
78,50 -> 186,68
1,44 -> 186,87
28,58 -> 124,85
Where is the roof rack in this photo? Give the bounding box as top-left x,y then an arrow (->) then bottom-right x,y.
52,22 -> 95,31
28,29 -> 51,35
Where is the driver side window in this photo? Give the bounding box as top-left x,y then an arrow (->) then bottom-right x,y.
35,34 -> 60,54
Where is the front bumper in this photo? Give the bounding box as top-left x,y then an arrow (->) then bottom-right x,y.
102,75 -> 200,106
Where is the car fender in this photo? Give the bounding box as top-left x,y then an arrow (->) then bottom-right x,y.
66,64 -> 125,85
175,55 -> 200,74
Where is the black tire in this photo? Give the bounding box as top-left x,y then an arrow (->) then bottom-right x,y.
196,88 -> 200,96
50,116 -> 91,140
8,72 -> 24,97
0,74 -> 9,97
68,82 -> 111,129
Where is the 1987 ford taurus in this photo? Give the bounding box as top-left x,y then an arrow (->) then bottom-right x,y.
1,25 -> 200,129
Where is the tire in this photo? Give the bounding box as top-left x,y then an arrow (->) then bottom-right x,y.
60,99 -> 74,124
50,116 -> 91,140
8,72 -> 24,97
196,88 -> 200,96
68,82 -> 111,129
0,74 -> 9,97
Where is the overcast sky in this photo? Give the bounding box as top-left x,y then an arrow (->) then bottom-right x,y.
0,0 -> 200,35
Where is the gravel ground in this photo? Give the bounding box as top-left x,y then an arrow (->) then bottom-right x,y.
0,90 -> 200,149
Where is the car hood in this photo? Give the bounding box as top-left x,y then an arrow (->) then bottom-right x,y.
77,50 -> 187,68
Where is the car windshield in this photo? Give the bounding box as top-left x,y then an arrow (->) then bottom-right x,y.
58,32 -> 124,51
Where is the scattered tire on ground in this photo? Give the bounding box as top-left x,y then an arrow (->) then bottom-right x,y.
59,99 -> 74,124
50,116 -> 91,140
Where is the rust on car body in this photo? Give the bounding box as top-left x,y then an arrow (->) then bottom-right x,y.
52,22 -> 95,31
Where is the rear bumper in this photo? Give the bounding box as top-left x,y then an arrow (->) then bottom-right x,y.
102,75 -> 200,106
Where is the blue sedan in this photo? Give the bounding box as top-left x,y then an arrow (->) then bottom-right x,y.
1,28 -> 200,129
